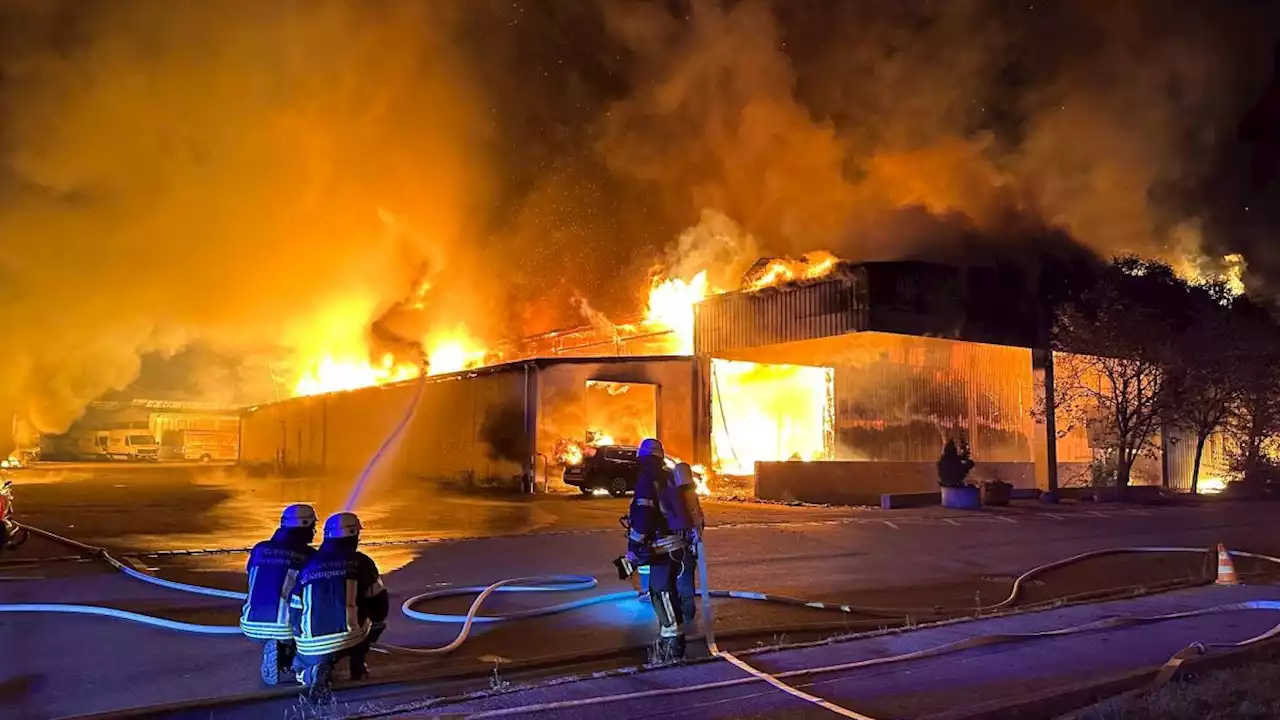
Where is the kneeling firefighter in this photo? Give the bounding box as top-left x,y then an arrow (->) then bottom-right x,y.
621,438 -> 706,660
293,512 -> 389,697
240,503 -> 318,685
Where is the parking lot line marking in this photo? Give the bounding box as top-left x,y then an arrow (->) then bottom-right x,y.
882,520 -> 900,530
1084,511 -> 1110,518
993,516 -> 1017,524
1042,513 -> 1065,520
943,518 -> 961,526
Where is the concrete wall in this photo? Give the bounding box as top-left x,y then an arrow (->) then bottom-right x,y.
755,459 -> 1098,505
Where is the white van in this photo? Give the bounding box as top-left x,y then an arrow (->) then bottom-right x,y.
95,429 -> 160,462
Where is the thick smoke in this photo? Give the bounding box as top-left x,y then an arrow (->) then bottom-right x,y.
1,0 -> 1277,431
593,0 -> 1279,270
0,0 -> 491,431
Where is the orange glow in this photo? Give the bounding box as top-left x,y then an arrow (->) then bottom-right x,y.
640,252 -> 841,356
710,359 -> 834,475
643,271 -> 717,355
1173,252 -> 1247,300
291,323 -> 487,397
293,353 -> 419,397
742,251 -> 841,291
555,430 -> 616,466
426,324 -> 487,376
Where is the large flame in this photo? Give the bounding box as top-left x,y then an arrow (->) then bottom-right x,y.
742,252 -> 841,291
643,271 -> 715,355
290,248 -> 843,397
426,323 -> 488,376
291,324 -> 487,397
641,252 -> 841,355
710,359 -> 834,476
293,353 -> 419,397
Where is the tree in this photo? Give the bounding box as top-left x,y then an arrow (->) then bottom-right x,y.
1223,301 -> 1280,485
1162,281 -> 1247,493
1048,257 -> 1187,487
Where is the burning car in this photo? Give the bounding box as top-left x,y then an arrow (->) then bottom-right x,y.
563,444 -> 706,497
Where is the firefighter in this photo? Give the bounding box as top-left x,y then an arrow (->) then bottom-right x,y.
240,504 -> 318,685
625,438 -> 702,661
293,512 -> 389,698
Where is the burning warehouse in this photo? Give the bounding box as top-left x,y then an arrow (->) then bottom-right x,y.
241,257 -> 1120,502
241,246 -> 1228,503
693,261 -> 1095,504
241,356 -> 697,492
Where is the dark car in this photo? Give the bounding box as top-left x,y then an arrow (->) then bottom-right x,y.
563,445 -> 641,496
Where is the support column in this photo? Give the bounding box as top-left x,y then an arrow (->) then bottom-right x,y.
1032,348 -> 1059,492
522,364 -> 539,494
693,355 -> 712,468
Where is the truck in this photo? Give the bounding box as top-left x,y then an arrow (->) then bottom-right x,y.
162,429 -> 238,462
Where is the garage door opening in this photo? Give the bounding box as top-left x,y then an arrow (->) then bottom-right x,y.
549,380 -> 659,468
710,359 -> 834,475
584,380 -> 657,447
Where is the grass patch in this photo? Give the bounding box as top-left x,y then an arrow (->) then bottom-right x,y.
1074,657 -> 1280,719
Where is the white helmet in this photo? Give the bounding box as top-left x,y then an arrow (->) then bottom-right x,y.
280,504 -> 317,529
324,512 -> 363,539
638,438 -> 665,458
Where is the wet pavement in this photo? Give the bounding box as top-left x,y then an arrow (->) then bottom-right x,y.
370,585 -> 1280,720
7,462 -> 873,560
2,463 -> 1280,718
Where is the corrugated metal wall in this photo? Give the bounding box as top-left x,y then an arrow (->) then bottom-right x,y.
240,358 -> 697,491
1164,428 -> 1231,491
831,333 -> 1037,463
695,270 -> 868,355
240,367 -> 528,487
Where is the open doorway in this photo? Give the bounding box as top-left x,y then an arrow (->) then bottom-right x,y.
547,380 -> 659,470
710,359 -> 834,475
583,380 -> 657,446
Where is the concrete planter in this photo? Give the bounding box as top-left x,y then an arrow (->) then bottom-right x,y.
1091,486 -> 1124,503
941,485 -> 981,510
981,482 -> 1012,506
1124,485 -> 1165,505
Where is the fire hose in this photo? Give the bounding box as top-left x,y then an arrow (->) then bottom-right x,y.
1,529 -> 1277,654
4,524 -> 1280,719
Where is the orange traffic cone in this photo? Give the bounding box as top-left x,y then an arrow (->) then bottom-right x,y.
1215,543 -> 1241,586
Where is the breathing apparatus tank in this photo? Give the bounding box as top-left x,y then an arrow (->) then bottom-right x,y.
662,462 -> 706,534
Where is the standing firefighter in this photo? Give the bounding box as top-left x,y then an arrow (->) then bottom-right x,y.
623,438 -> 706,661
240,504 -> 318,685
293,512 -> 389,699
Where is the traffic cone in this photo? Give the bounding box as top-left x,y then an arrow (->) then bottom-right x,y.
1215,543 -> 1241,586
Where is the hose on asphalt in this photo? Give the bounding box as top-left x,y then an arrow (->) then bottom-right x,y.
0,603 -> 243,635
2,524 -> 1271,652
6,525 -> 1280,720
407,599 -> 1280,720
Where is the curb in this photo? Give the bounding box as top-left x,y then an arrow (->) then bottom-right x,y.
927,636 -> 1280,720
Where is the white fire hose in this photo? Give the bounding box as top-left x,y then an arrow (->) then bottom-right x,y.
5,522 -> 1280,719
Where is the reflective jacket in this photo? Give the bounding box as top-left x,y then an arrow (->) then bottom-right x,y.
628,456 -> 683,564
240,528 -> 315,641
294,538 -> 388,656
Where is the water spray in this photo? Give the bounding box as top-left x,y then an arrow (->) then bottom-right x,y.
342,348 -> 430,512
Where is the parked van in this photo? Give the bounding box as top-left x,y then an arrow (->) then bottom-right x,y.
95,429 -> 160,462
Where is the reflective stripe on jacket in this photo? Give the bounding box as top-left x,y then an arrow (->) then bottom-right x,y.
295,539 -> 386,656
240,530 -> 314,641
